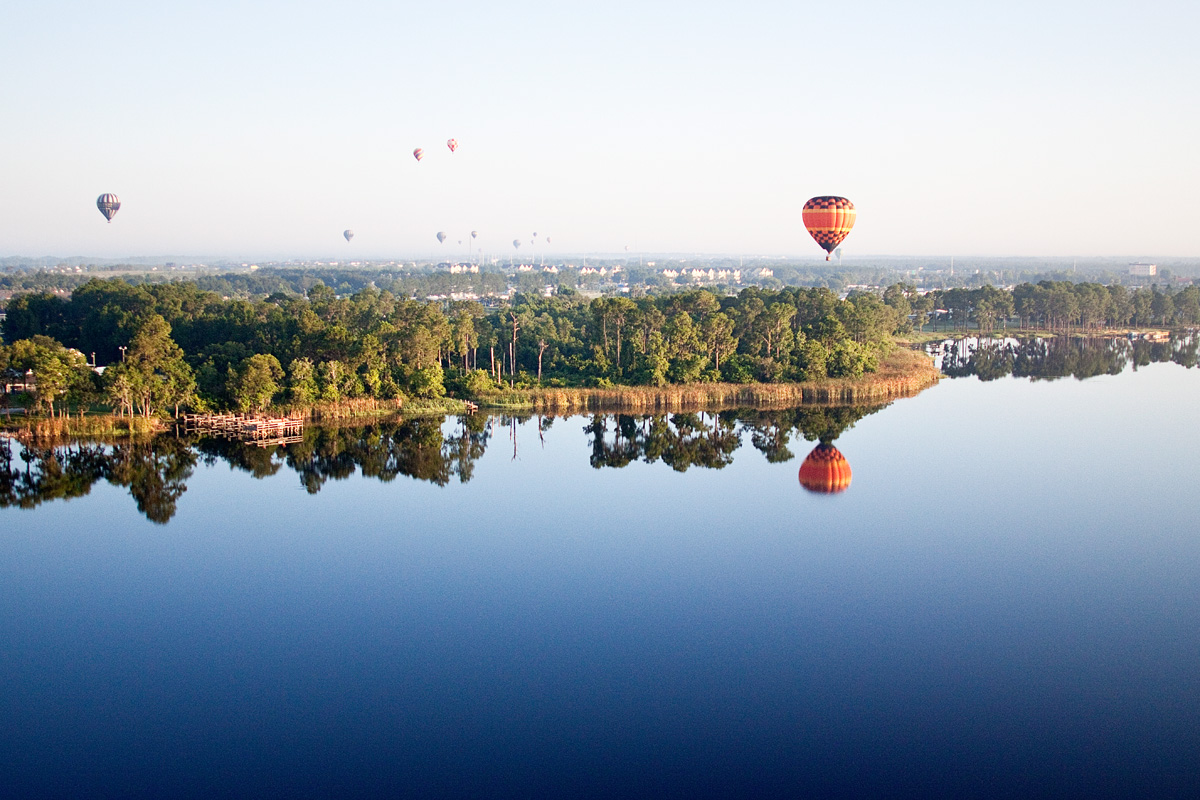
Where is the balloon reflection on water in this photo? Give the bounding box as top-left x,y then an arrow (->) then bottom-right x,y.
797,443 -> 852,495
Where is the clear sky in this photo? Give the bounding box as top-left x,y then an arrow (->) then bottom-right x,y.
2,0 -> 1197,260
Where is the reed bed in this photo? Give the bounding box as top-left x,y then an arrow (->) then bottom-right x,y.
306,397 -> 401,421
2,414 -> 163,442
498,349 -> 941,413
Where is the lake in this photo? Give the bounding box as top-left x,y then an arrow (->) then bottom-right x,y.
3,338 -> 1199,798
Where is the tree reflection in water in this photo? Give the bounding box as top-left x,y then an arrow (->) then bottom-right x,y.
1,405 -> 889,520
582,405 -> 886,471
932,331 -> 1199,382
0,436 -> 195,524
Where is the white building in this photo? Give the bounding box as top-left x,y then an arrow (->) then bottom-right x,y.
1129,263 -> 1157,277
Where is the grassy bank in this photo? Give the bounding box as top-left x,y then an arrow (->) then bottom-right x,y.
306,396 -> 472,420
1,396 -> 473,441
478,349 -> 941,414
1,414 -> 163,441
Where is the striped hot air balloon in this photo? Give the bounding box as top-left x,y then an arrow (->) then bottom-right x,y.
446,138 -> 458,153
343,230 -> 354,242
97,194 -> 120,222
798,443 -> 852,494
413,148 -> 424,162
436,231 -> 447,243
802,196 -> 856,260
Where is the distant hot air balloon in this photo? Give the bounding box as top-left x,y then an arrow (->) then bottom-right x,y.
470,231 -> 478,239
437,231 -> 447,243
413,148 -> 424,162
446,138 -> 458,152
97,194 -> 120,223
798,443 -> 852,494
533,232 -> 538,238
802,196 -> 856,260
512,239 -> 521,249
545,237 -> 551,244
343,229 -> 355,242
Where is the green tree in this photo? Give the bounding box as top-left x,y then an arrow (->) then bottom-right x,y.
228,353 -> 284,412
287,357 -> 319,407
105,314 -> 195,417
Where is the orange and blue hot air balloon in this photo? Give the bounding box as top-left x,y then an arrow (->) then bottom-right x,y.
798,442 -> 852,494
803,196 -> 856,260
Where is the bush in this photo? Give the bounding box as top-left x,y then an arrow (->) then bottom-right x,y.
408,366 -> 446,399
719,354 -> 754,383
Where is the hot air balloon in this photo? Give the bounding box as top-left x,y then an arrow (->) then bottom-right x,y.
512,239 -> 521,249
437,231 -> 447,243
413,148 -> 424,162
446,138 -> 458,153
533,232 -> 538,238
545,237 -> 551,244
470,231 -> 478,239
798,443 -> 852,494
343,230 -> 355,242
96,194 -> 120,223
802,196 -> 856,260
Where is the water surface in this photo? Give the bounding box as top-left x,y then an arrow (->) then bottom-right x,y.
3,343 -> 1199,798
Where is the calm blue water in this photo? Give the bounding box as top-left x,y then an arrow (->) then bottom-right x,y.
2,357 -> 1199,798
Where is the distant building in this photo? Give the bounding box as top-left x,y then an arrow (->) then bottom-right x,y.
1129,262 -> 1157,277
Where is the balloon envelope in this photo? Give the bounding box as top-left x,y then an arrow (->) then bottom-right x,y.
436,231 -> 447,243
512,239 -> 521,249
413,148 -> 424,162
446,138 -> 458,152
343,230 -> 354,242
96,193 -> 120,222
802,196 -> 856,260
470,231 -> 478,239
798,443 -> 852,494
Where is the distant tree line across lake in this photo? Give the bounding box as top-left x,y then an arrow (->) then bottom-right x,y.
901,281 -> 1200,333
933,333 -> 1199,382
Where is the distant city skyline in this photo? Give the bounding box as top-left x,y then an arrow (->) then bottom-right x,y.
3,0 -> 1197,258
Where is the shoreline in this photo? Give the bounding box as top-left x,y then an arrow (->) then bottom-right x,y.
1,350 -> 941,439
476,349 -> 941,414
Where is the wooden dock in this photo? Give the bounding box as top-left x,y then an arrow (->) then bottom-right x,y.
180,413 -> 305,445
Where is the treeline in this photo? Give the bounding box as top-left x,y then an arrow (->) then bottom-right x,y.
2,278 -> 900,417
888,281 -> 1200,333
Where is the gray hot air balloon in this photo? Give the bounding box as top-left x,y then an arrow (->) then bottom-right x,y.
344,230 -> 355,242
512,239 -> 521,249
97,194 -> 120,223
436,231 -> 447,244
470,231 -> 478,239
